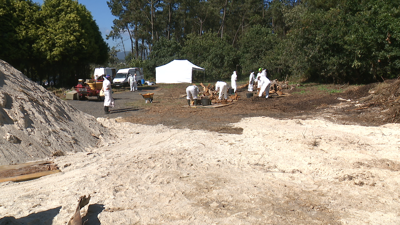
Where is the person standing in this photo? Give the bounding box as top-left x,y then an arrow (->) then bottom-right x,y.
256,68 -> 263,89
248,71 -> 255,92
186,84 -> 199,106
231,71 -> 237,93
258,75 -> 271,98
102,74 -> 114,114
128,74 -> 134,92
133,73 -> 138,91
215,81 -> 228,100
261,68 -> 267,78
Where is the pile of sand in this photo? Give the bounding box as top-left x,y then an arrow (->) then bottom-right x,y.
0,60 -> 110,166
1,117 -> 400,224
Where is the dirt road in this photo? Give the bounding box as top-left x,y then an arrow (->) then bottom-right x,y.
67,86 -> 157,119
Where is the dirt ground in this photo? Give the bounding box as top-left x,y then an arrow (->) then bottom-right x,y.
1,80 -> 382,180
2,79 -> 400,224
108,80 -> 398,132
64,77 -> 400,131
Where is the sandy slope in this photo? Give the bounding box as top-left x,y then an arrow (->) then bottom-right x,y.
1,117 -> 400,224
0,60 -> 109,166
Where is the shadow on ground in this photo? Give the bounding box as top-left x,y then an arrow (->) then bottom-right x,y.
82,204 -> 104,225
0,206 -> 61,225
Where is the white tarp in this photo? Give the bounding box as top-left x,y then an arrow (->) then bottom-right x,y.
156,60 -> 204,84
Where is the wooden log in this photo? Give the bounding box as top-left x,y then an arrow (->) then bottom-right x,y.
237,82 -> 249,89
68,195 -> 91,225
0,169 -> 61,183
0,160 -> 60,183
200,83 -> 206,91
229,93 -> 240,100
0,160 -> 52,171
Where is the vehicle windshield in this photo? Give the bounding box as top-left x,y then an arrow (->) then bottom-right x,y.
115,73 -> 127,79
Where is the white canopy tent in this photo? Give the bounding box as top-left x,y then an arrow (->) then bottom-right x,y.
156,60 -> 205,83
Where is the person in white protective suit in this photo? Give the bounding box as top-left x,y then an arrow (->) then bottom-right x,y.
129,73 -> 138,92
186,84 -> 199,106
258,75 -> 271,98
256,68 -> 263,89
231,71 -> 237,93
261,69 -> 267,78
128,74 -> 134,91
102,75 -> 115,114
248,71 -> 255,92
215,81 -> 228,100
133,73 -> 138,91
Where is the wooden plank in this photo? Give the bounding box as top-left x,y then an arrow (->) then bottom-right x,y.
202,102 -> 234,108
0,169 -> 61,183
182,102 -> 234,108
0,161 -> 53,172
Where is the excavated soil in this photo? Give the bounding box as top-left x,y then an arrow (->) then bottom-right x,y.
112,81 -> 398,131
3,68 -> 400,225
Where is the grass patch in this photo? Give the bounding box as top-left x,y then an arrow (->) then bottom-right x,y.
317,86 -> 343,94
292,89 -> 308,95
291,86 -> 308,95
159,84 -> 184,89
45,87 -> 70,99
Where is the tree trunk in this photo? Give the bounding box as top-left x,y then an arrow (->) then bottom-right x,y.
135,22 -> 139,59
232,15 -> 246,46
141,39 -> 145,60
220,0 -> 227,39
150,0 -> 155,50
199,18 -> 203,36
167,2 -> 172,40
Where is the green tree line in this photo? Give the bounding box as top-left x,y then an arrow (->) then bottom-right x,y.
0,0 -> 108,86
109,0 -> 400,83
2,0 -> 399,85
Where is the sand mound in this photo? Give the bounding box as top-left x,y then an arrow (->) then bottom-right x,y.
1,117 -> 400,224
0,60 -> 109,166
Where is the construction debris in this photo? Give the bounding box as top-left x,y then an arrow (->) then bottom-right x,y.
229,93 -> 240,100
237,82 -> 249,89
0,161 -> 60,183
191,79 -> 294,105
350,79 -> 400,123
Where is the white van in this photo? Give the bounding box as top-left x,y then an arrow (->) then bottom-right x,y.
113,68 -> 144,87
93,67 -> 116,81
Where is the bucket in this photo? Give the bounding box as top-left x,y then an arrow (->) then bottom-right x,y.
246,92 -> 253,98
201,98 -> 211,106
141,79 -> 145,85
228,88 -> 234,94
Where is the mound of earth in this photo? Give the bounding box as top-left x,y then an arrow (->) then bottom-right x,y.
0,60 -> 109,166
351,79 -> 400,124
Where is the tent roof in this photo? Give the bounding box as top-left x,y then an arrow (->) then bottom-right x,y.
156,60 -> 204,71
155,59 -> 205,84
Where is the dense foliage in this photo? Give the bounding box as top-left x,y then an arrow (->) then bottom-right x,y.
2,0 -> 399,85
0,0 -> 108,86
109,0 -> 400,83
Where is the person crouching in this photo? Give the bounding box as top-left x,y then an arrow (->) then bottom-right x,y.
258,76 -> 271,98
215,81 -> 228,100
186,84 -> 199,106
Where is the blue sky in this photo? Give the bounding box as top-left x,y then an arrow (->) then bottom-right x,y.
34,0 -> 130,51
